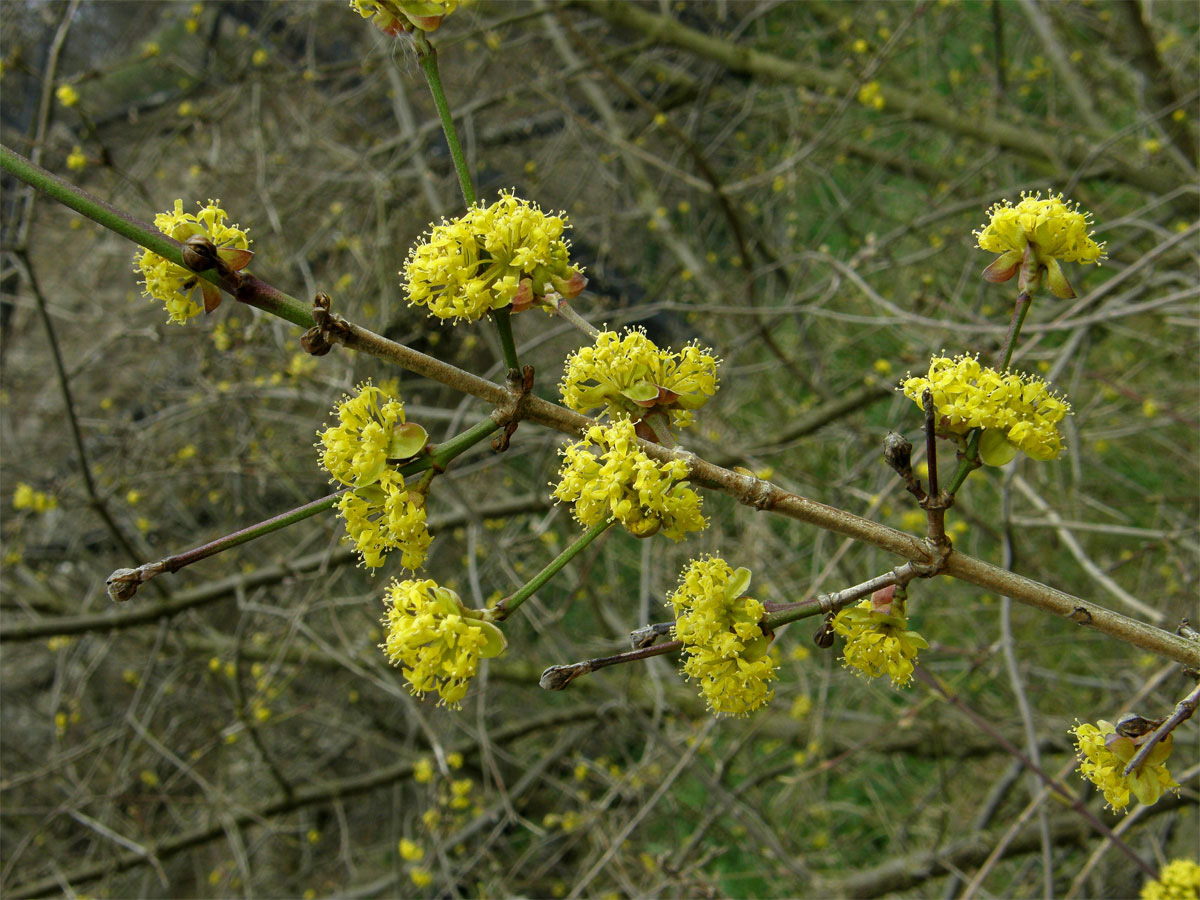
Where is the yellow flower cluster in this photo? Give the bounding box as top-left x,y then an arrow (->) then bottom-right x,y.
552,419 -> 705,540
380,579 -> 506,707
134,200 -> 251,324
337,471 -> 432,570
668,557 -> 776,716
318,383 -> 432,570
833,598 -> 928,688
318,383 -> 413,488
1072,720 -> 1178,811
349,0 -> 457,34
857,81 -> 884,110
12,483 -> 57,513
56,84 -> 79,107
901,354 -> 1071,464
404,192 -> 584,323
975,192 -> 1105,298
559,328 -> 719,430
1142,860 -> 1200,900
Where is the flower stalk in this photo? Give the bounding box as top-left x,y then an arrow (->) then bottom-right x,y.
490,515 -> 616,621
107,490 -> 346,602
414,31 -> 475,207
107,415 -> 501,601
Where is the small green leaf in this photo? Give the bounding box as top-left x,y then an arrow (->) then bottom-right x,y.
476,620 -> 508,658
979,429 -> 1019,466
389,423 -> 428,460
619,380 -> 660,403
431,586 -> 464,618
741,633 -> 770,661
726,566 -> 752,601
674,391 -> 708,410
352,461 -> 387,490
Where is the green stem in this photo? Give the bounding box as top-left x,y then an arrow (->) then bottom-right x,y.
425,416 -> 502,469
945,429 -> 982,495
491,305 -> 521,372
998,290 -> 1032,371
107,490 -> 346,601
108,416 -> 502,601
0,143 -> 314,328
761,569 -> 900,632
415,33 -> 476,206
491,516 -> 616,621
413,35 -> 522,373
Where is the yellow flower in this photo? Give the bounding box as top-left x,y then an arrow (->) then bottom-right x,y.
668,557 -> 776,716
133,199 -> 252,323
56,84 -> 79,107
403,191 -> 585,324
857,80 -> 885,110
13,483 -> 56,513
552,419 -> 706,540
380,579 -> 507,707
336,471 -> 432,570
251,48 -> 268,66
1142,860 -> 1200,900
318,382 -> 420,487
349,0 -> 457,34
975,192 -> 1105,298
66,146 -> 87,171
1072,720 -> 1178,811
833,592 -> 928,688
559,329 -> 719,433
318,383 -> 433,569
409,867 -> 433,888
413,757 -> 434,783
398,838 -> 424,861
900,354 -> 1071,464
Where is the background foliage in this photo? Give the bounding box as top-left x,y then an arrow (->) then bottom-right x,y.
1,1 -> 1197,897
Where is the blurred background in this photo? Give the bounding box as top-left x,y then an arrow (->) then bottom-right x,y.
1,1 -> 1197,896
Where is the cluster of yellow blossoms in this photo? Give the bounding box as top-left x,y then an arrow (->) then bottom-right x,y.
134,200 -> 252,324
349,0 -> 456,34
668,557 -> 776,716
901,354 -> 1072,465
380,579 -> 506,706
833,592 -> 928,688
12,483 -> 57,514
560,328 -> 719,430
318,383 -> 432,570
1071,720 -> 1178,811
975,191 -> 1105,298
1141,860 -> 1200,900
553,419 -> 705,540
403,192 -> 585,323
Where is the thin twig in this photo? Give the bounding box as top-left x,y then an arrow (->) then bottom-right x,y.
1122,681 -> 1200,776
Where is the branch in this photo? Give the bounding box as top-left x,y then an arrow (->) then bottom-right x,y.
5,146 -> 1196,669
